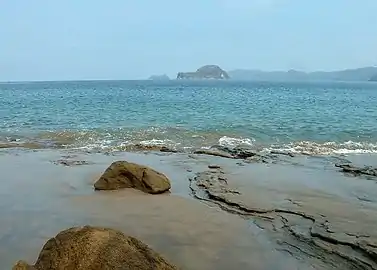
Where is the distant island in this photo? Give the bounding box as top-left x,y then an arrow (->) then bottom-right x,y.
369,74 -> 377,81
227,66 -> 377,82
148,74 -> 170,81
177,65 -> 229,80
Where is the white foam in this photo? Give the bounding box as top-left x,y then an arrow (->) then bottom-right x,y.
139,139 -> 176,146
218,136 -> 255,147
267,141 -> 377,155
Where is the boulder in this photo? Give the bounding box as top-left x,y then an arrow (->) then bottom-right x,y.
13,226 -> 178,270
94,161 -> 171,194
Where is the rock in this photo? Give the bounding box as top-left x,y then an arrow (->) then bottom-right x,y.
270,150 -> 295,157
53,159 -> 92,166
94,161 -> 171,194
12,261 -> 36,270
208,165 -> 221,169
131,144 -> 164,152
193,149 -> 234,159
335,164 -> 377,177
160,146 -> 178,153
13,226 -> 178,270
177,65 -> 229,80
211,145 -> 259,159
125,144 -> 177,153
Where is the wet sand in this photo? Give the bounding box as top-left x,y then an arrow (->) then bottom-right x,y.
0,149 -> 376,269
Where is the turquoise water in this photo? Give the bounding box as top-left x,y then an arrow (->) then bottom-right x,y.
0,80 -> 376,154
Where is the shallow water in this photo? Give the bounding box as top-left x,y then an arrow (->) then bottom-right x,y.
0,150 -> 312,270
0,80 -> 376,153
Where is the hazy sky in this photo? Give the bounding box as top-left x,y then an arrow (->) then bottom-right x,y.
1,0 -> 376,81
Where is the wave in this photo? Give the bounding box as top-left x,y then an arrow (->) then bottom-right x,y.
1,129 -> 377,155
267,141 -> 377,155
218,136 -> 255,147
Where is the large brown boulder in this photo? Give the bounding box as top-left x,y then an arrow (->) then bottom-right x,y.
13,226 -> 178,270
94,161 -> 171,194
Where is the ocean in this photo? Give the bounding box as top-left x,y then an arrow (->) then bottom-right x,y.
1,80 -> 376,154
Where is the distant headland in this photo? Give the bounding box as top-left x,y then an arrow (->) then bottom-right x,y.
227,66 -> 377,82
146,65 -> 377,82
177,65 -> 229,80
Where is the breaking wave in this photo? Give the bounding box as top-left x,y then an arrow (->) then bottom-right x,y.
218,136 -> 255,148
267,141 -> 377,155
0,129 -> 376,155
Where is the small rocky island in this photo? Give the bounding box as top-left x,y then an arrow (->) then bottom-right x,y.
177,65 -> 230,80
148,74 -> 170,81
369,74 -> 377,81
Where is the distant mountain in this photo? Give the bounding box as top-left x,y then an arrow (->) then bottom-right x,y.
228,67 -> 377,82
177,65 -> 229,80
148,74 -> 170,81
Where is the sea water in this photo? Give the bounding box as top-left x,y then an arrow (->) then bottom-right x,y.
0,80 -> 376,154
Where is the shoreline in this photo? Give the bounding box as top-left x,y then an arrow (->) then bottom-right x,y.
1,148 -> 377,269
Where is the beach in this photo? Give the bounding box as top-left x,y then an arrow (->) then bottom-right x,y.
1,148 -> 376,269
1,80 -> 376,269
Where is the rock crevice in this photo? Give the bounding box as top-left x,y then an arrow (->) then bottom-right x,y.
189,169 -> 377,269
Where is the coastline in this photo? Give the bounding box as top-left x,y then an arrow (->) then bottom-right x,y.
1,148 -> 377,269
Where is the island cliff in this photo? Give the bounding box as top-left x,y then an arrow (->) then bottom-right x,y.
177,65 -> 229,80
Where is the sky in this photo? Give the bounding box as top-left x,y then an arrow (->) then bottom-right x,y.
0,0 -> 376,81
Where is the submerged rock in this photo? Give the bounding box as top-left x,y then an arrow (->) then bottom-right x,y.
52,159 -> 93,166
194,146 -> 262,160
335,163 -> 377,177
270,150 -> 295,157
13,226 -> 178,270
94,161 -> 171,194
193,149 -> 234,159
125,144 -> 178,153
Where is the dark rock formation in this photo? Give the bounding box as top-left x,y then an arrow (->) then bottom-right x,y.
177,65 -> 229,80
13,226 -> 178,270
94,161 -> 171,194
124,144 -> 177,153
335,163 -> 377,177
194,145 -> 262,160
193,149 -> 234,159
52,159 -> 93,166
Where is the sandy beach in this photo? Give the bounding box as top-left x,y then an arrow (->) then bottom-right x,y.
1,148 -> 377,269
